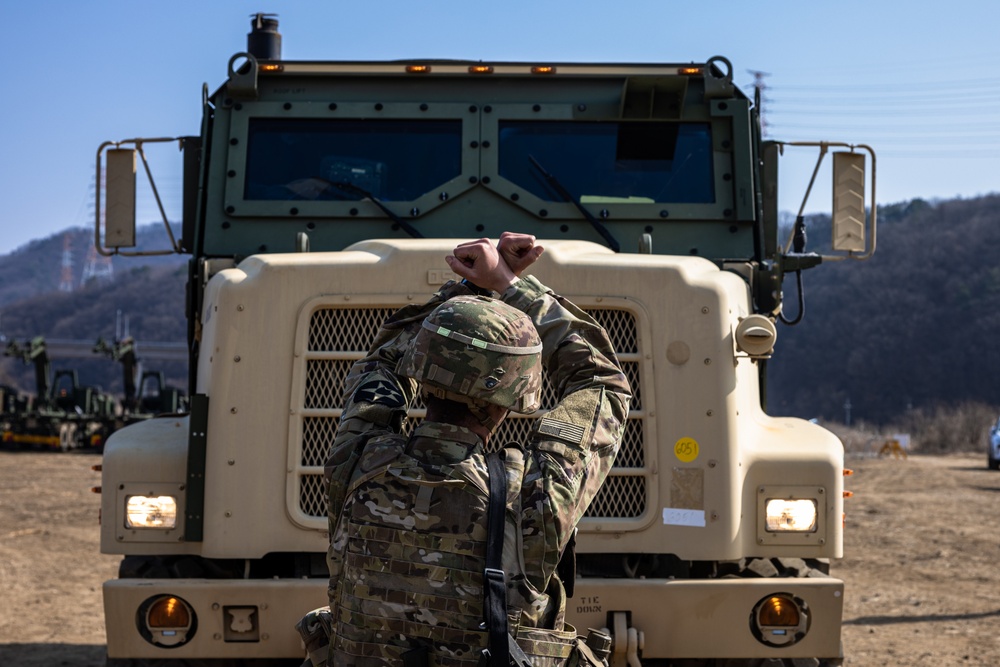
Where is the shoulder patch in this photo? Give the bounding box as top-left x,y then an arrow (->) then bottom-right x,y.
537,417 -> 587,446
353,379 -> 405,408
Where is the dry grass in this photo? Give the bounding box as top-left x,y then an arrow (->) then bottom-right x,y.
819,400 -> 1000,457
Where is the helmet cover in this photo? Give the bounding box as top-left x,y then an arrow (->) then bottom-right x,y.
397,295 -> 542,413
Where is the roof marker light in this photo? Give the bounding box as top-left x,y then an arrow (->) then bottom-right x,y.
259,63 -> 284,73
531,66 -> 557,75
679,67 -> 702,75
406,65 -> 432,74
469,65 -> 494,74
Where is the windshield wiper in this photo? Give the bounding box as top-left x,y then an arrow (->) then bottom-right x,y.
528,155 -> 620,252
323,180 -> 423,239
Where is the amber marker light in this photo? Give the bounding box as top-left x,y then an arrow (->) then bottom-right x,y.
679,67 -> 703,75
406,65 -> 431,74
469,65 -> 494,74
758,595 -> 800,627
143,594 -> 194,647
531,66 -> 557,75
752,593 -> 809,647
148,597 -> 191,629
259,63 -> 284,72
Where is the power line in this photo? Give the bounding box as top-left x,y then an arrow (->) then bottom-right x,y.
770,50 -> 1000,78
747,69 -> 771,138
767,76 -> 1000,93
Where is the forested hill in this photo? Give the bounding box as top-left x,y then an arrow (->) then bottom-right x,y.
0,224 -> 183,307
767,194 -> 1000,424
2,196 -> 1000,424
0,225 -> 187,394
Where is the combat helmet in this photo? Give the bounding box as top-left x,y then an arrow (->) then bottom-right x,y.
397,295 -> 542,414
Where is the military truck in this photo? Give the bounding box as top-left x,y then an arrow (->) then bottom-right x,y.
95,15 -> 876,666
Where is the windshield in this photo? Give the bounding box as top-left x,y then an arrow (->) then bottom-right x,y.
244,118 -> 463,202
498,121 -> 714,204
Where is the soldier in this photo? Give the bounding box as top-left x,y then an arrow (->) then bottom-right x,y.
301,232 -> 631,666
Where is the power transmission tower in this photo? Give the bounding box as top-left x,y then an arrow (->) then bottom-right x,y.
748,69 -> 772,139
81,243 -> 114,286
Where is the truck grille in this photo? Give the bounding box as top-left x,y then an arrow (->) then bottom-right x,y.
291,302 -> 649,530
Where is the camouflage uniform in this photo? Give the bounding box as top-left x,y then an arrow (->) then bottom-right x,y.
322,275 -> 631,666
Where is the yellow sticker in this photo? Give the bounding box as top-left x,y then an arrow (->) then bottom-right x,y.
674,437 -> 699,463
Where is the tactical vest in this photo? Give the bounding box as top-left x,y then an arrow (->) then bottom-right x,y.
326,429 -> 595,667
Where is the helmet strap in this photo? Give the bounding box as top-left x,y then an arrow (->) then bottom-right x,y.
467,401 -> 502,434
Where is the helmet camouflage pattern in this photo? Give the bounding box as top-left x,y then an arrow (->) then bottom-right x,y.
397,295 -> 543,414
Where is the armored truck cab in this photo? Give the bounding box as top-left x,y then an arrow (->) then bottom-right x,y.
96,16 -> 875,666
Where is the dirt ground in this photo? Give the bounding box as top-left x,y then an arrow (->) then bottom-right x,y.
2,449 -> 1000,666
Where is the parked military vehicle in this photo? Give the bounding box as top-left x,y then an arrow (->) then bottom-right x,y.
95,337 -> 188,421
136,370 -> 187,416
0,383 -> 29,442
94,15 -> 876,665
2,337 -> 114,450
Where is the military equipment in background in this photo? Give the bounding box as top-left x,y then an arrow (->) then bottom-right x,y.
0,383 -> 29,441
94,337 -> 188,420
93,14 -> 876,665
2,337 -> 114,450
136,370 -> 187,415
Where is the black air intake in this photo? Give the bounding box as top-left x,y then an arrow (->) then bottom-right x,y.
247,13 -> 281,60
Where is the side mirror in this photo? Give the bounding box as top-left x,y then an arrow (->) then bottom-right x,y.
95,138 -> 187,257
780,142 -> 877,261
831,152 -> 866,253
104,148 -> 138,249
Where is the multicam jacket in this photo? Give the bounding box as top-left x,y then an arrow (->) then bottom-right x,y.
324,275 -> 631,665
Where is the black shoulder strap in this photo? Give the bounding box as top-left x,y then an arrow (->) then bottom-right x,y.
483,451 -> 510,667
485,452 -> 506,570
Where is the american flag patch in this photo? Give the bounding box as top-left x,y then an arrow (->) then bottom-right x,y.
538,418 -> 586,445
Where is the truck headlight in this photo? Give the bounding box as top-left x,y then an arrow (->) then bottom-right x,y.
764,498 -> 817,532
125,495 -> 178,529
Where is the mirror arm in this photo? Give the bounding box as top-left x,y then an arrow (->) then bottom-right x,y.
136,142 -> 182,253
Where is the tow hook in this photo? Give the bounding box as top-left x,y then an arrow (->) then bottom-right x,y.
606,611 -> 644,667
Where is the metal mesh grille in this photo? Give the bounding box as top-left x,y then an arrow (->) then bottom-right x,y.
300,473 -> 329,520
613,419 -> 645,469
294,303 -> 649,524
588,475 -> 646,518
589,309 -> 639,354
305,360 -> 351,409
302,417 -> 339,466
621,361 -> 641,411
309,308 -> 397,351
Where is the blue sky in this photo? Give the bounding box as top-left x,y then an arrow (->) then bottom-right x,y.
1,0 -> 997,256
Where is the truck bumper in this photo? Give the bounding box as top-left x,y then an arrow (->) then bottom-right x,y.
567,577 -> 844,661
104,578 -> 327,659
106,576 -> 843,661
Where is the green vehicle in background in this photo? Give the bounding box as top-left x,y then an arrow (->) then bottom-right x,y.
95,15 -> 875,666
3,337 -> 115,451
